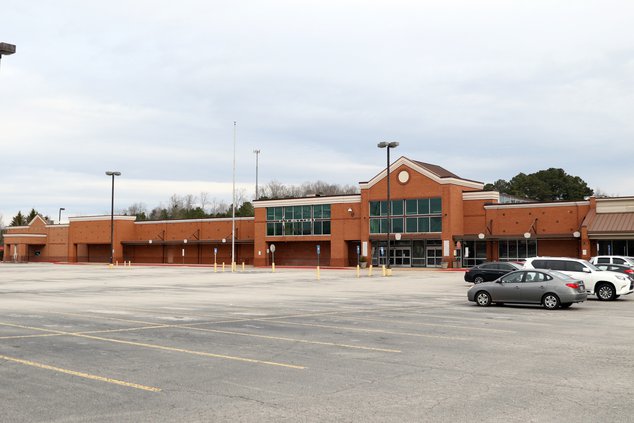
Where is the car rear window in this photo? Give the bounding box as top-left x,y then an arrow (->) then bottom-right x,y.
550,270 -> 575,280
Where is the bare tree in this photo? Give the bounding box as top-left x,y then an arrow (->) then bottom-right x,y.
199,192 -> 210,213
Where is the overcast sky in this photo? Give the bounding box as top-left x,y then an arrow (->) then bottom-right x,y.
1,1 -> 633,225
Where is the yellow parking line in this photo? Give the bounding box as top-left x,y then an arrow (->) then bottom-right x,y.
0,322 -> 304,370
0,354 -> 161,392
258,320 -> 470,341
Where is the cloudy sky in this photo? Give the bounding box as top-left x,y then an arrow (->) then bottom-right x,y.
1,0 -> 633,225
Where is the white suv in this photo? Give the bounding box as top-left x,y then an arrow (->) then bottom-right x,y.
524,257 -> 634,301
589,256 -> 634,268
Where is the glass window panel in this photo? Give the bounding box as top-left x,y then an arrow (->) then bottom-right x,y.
380,218 -> 389,234
418,199 -> 430,215
418,217 -> 430,232
613,240 -> 627,255
274,207 -> 283,220
370,201 -> 381,217
509,240 -> 518,258
518,240 -> 527,258
323,204 -> 331,218
275,222 -> 283,235
267,222 -> 275,236
392,218 -> 404,233
369,219 -> 381,234
406,217 -> 418,233
499,241 -> 508,259
322,221 -> 331,235
391,200 -> 403,216
313,205 -> 322,219
302,206 -> 311,219
314,221 -> 323,235
302,221 -> 312,235
528,240 -> 537,257
476,241 -> 487,258
286,207 -> 295,219
266,208 -> 274,221
430,197 -> 442,214
406,200 -> 418,215
430,216 -> 442,232
628,240 -> 634,256
379,201 -> 388,216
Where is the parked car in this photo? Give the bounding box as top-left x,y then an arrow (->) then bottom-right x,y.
589,256 -> 634,268
467,269 -> 587,309
594,263 -> 634,281
464,261 -> 523,283
523,257 -> 634,301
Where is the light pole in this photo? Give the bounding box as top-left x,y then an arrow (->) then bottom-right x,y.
105,171 -> 121,264
58,207 -> 65,224
377,141 -> 399,270
253,149 -> 261,200
0,42 -> 16,70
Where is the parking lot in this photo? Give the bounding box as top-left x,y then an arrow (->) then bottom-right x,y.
1,263 -> 633,422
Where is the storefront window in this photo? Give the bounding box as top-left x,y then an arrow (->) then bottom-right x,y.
266,204 -> 331,236
370,197 -> 442,234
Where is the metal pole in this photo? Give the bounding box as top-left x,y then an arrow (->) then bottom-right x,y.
386,146 -> 391,269
110,174 -> 115,264
254,149 -> 260,200
231,122 -> 236,268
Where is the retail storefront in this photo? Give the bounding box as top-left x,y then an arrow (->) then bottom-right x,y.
4,157 -> 634,267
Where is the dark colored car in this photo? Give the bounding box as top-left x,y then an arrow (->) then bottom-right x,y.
595,263 -> 634,281
464,261 -> 522,283
467,269 -> 587,309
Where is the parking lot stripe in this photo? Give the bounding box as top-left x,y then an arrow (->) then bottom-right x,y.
43,312 -> 401,353
258,320 -> 470,341
0,322 -> 305,370
0,354 -> 161,392
181,326 -> 402,353
332,315 -> 516,333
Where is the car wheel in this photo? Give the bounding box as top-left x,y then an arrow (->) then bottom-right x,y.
596,283 -> 616,301
560,303 -> 572,309
475,291 -> 492,307
542,293 -> 560,310
474,276 -> 485,284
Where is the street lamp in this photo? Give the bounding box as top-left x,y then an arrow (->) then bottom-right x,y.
105,171 -> 121,264
253,149 -> 261,200
0,42 -> 16,70
58,207 -> 65,224
377,141 -> 399,270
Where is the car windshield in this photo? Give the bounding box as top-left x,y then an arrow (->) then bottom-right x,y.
550,270 -> 575,280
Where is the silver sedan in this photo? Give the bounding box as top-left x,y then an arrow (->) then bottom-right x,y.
467,269 -> 587,310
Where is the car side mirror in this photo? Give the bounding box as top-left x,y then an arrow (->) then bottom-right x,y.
582,267 -> 591,273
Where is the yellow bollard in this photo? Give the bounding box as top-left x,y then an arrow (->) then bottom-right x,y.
231,262 -> 236,273
222,262 -> 225,272
368,265 -> 373,277
356,265 -> 360,278
214,262 -> 217,273
387,267 -> 392,277
272,262 -> 275,273
242,262 -> 245,271
382,265 -> 386,277
115,260 -> 119,267
317,266 -> 320,280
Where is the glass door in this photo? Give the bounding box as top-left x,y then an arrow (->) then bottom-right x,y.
392,248 -> 411,267
426,246 -> 442,267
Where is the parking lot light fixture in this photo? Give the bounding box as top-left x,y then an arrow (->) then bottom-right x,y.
377,141 -> 399,271
105,171 -> 122,264
0,42 -> 16,70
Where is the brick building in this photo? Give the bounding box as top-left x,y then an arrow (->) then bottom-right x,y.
4,157 -> 634,267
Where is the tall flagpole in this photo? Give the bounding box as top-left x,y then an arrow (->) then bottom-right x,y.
232,121 -> 236,271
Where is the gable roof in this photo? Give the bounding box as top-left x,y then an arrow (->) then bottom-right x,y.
359,156 -> 483,190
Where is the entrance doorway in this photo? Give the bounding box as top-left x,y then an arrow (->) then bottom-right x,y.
426,246 -> 442,267
392,247 -> 411,267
